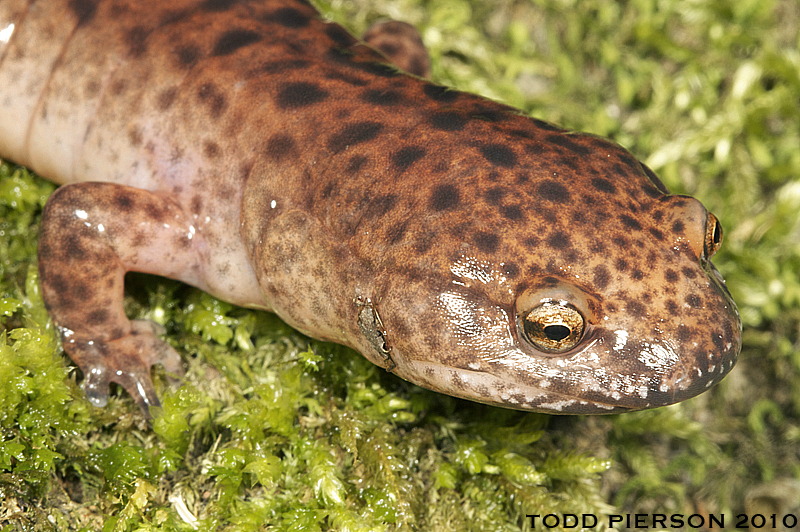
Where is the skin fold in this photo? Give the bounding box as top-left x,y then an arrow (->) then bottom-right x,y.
0,0 -> 741,414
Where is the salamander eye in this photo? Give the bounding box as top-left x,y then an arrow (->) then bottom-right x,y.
704,213 -> 723,259
521,301 -> 585,353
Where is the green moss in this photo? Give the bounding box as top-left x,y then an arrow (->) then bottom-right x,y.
1,0 -> 799,529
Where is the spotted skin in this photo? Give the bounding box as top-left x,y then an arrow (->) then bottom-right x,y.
0,0 -> 740,413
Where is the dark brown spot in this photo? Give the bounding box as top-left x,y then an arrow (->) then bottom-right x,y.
430,184 -> 460,211
627,300 -> 646,317
537,180 -> 570,203
86,309 -> 110,325
203,141 -> 221,159
212,29 -> 261,56
485,186 -> 506,205
429,112 -> 467,131
177,46 -> 200,68
392,146 -> 426,172
474,231 -> 499,253
503,262 -> 519,278
265,134 -> 296,161
556,156 -> 579,171
591,177 -> 616,194
47,274 -> 69,297
478,144 -> 516,168
113,194 -> 134,211
546,230 -> 570,249
128,127 -> 142,147
665,269 -> 678,283
126,26 -> 149,57
328,121 -> 383,153
190,195 -> 203,213
682,267 -> 697,279
620,214 -> 642,231
320,182 -> 335,199
276,81 -> 329,109
63,234 -> 86,259
423,83 -> 459,102
616,152 -> 639,171
158,8 -> 189,26
546,134 -> 591,155
611,236 -> 629,249
414,233 -> 434,254
109,79 -> 126,96
367,194 -> 398,218
346,155 -> 369,174
69,0 -> 98,26
473,109 -> 507,122
632,270 -> 644,280
672,220 -> 685,234
197,83 -> 226,117
500,205 -> 523,221
144,201 -> 166,220
386,222 -> 408,244
201,0 -> 236,11
649,227 -> 665,241
593,265 -> 611,290
265,7 -> 310,28
157,87 -> 178,111
615,258 -> 628,272
685,294 -> 702,309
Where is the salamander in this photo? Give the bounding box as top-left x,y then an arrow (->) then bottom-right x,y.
0,0 -> 741,414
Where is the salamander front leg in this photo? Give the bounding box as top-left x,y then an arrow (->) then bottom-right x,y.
38,182 -> 204,413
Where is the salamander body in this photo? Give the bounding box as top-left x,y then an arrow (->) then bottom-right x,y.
0,0 -> 741,413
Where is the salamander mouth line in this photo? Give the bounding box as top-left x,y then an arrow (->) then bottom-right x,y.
395,359 -> 672,412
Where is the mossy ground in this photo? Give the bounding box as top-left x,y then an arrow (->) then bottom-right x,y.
1,0 -> 799,530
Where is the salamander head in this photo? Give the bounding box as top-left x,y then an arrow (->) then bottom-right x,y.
353,123 -> 741,414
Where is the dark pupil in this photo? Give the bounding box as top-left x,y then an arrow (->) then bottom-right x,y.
544,325 -> 570,341
713,222 -> 721,245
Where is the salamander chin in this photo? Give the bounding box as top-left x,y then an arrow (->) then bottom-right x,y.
388,335 -> 737,414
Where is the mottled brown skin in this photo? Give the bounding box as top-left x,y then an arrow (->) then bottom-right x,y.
0,0 -> 741,414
